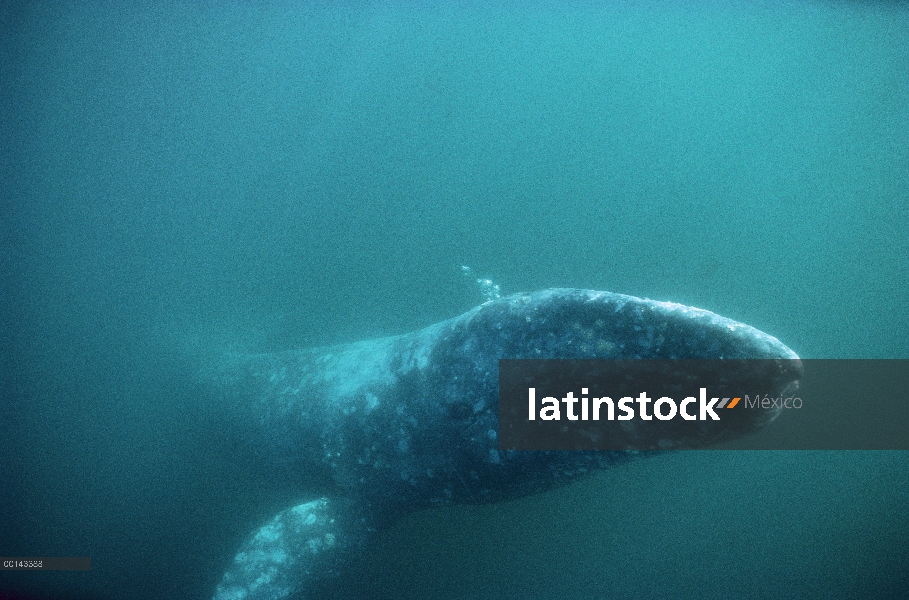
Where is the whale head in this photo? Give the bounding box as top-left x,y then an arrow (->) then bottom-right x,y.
424,289 -> 802,456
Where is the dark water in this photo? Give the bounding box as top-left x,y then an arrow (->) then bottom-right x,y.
2,2 -> 907,599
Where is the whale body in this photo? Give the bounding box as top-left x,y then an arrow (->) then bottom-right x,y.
210,289 -> 801,599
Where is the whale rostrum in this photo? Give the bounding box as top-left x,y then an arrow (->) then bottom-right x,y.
210,289 -> 801,599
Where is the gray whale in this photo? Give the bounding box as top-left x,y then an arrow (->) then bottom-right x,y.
210,289 -> 801,599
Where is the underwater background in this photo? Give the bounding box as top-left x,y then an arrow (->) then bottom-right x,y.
2,1 -> 908,598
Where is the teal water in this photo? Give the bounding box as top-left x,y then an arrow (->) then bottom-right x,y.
2,2 -> 907,599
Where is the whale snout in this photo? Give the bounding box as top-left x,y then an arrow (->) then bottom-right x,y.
471,288 -> 801,363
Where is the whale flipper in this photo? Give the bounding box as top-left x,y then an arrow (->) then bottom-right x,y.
214,497 -> 370,600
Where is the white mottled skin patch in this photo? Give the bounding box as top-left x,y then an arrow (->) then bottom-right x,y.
214,498 -> 355,600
